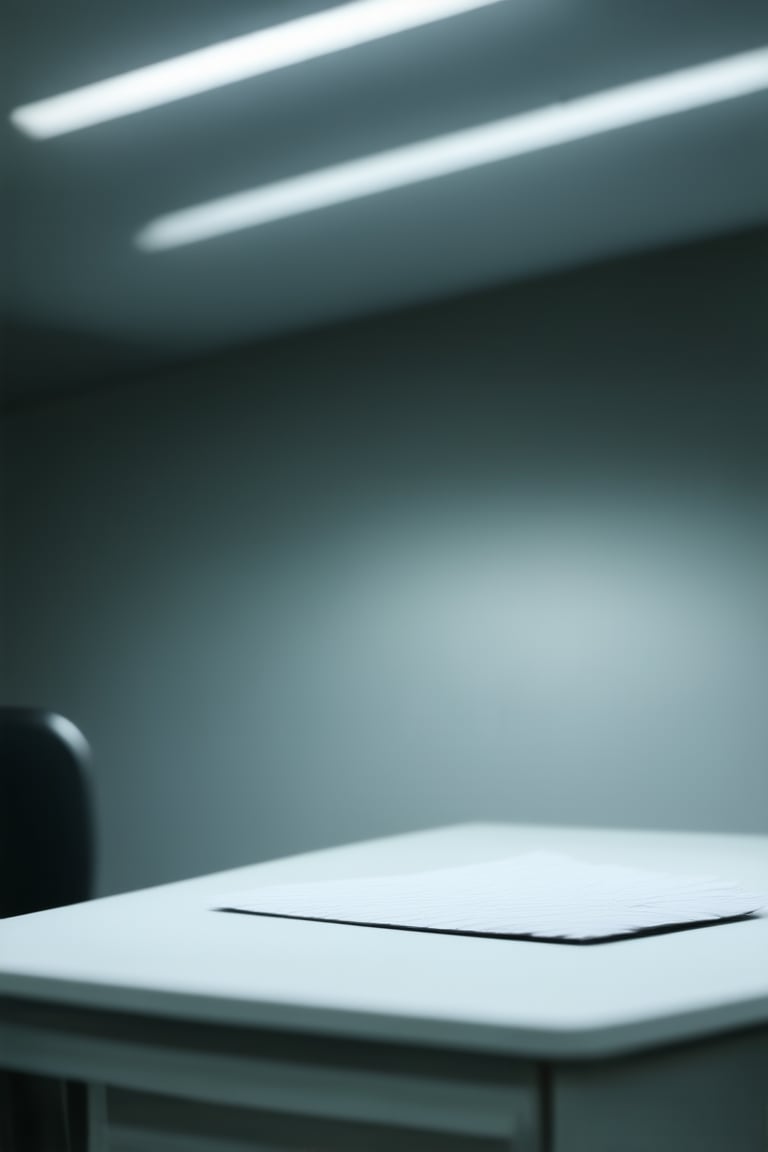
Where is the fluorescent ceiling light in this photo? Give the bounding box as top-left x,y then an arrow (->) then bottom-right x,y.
136,47 -> 768,253
9,0 -> 505,139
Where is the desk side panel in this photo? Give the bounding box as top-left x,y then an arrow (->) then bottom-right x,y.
552,1026 -> 768,1152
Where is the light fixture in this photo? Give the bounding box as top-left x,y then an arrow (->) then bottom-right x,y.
135,46 -> 768,252
9,0 -> 505,139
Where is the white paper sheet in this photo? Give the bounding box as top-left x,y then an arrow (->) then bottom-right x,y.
217,852 -> 766,942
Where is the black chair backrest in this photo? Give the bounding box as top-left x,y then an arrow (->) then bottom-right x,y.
0,708 -> 94,918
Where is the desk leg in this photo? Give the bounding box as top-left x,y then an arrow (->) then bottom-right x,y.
88,1084 -> 108,1152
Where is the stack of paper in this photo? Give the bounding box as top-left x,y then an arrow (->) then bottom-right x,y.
217,852 -> 765,943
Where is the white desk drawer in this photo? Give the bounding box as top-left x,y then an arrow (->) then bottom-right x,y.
0,998 -> 541,1151
105,1083 -> 537,1152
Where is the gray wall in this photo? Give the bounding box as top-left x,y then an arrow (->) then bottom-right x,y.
2,229 -> 767,896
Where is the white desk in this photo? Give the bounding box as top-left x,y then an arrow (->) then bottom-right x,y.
1,823 -> 767,1151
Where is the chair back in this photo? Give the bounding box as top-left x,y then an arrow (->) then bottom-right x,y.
0,708 -> 93,918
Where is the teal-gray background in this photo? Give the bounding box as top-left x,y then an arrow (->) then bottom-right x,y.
2,227 -> 767,895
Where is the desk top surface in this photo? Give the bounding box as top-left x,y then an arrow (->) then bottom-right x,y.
1,823 -> 767,1058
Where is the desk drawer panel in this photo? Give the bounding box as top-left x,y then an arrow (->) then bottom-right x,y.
1,1000 -> 541,1150
104,1086 -> 533,1152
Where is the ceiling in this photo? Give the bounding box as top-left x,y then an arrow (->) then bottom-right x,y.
2,0 -> 768,401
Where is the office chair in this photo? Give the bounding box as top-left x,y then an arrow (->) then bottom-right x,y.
0,708 -> 94,1152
